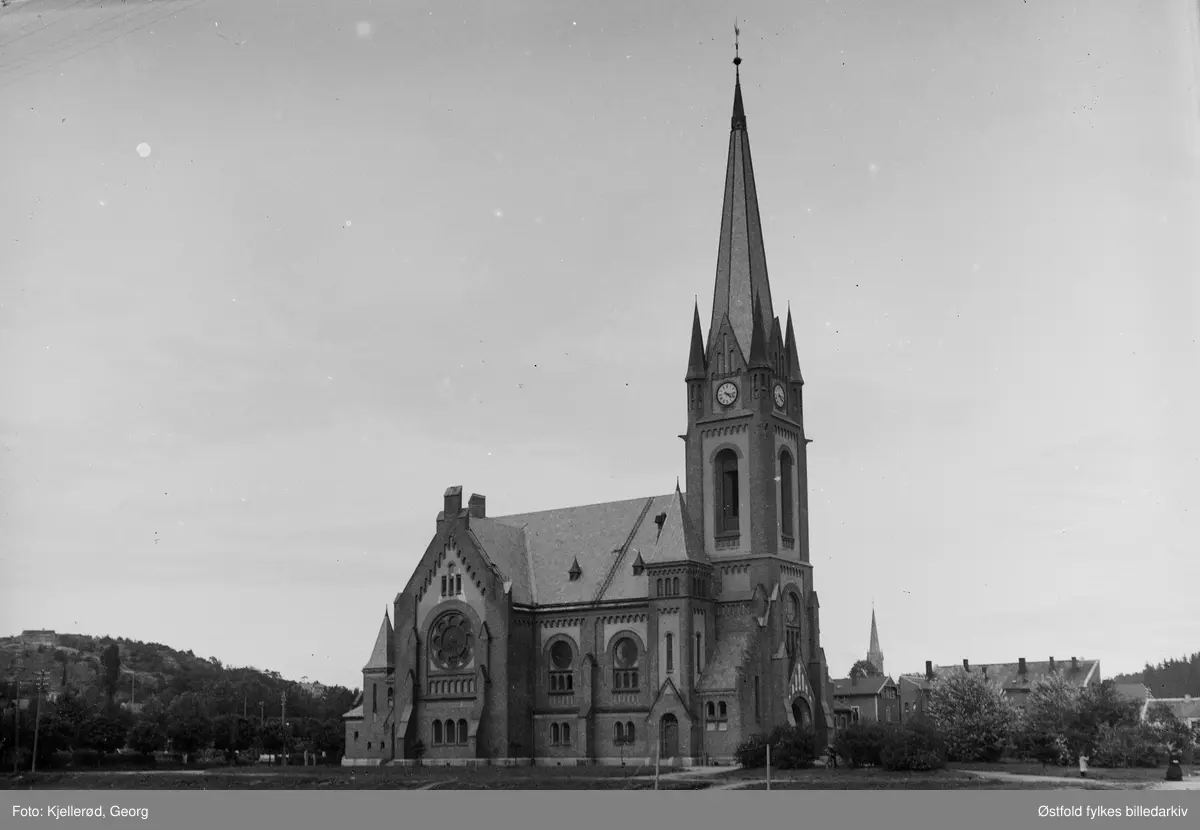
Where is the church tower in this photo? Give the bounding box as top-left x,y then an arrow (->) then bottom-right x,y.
683,40 -> 830,747
867,609 -> 885,676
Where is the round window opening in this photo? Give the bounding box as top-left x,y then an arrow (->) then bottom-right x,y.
550,641 -> 573,670
430,611 -> 473,670
614,637 -> 638,668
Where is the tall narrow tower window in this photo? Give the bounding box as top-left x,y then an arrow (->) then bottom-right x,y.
665,633 -> 674,673
715,449 -> 740,534
780,449 -> 795,538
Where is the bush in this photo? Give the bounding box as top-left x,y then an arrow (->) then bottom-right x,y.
833,722 -> 888,768
70,749 -> 101,768
880,722 -> 946,771
735,725 -> 818,769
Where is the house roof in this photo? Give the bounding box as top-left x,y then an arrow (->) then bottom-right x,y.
831,675 -> 894,696
1114,683 -> 1151,703
696,631 -> 753,691
899,659 -> 1100,692
342,705 -> 363,721
470,490 -> 702,607
1149,697 -> 1200,720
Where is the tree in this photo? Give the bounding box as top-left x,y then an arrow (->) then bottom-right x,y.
211,714 -> 255,762
165,693 -> 212,761
849,660 -> 882,681
127,719 -> 164,755
80,715 -> 127,755
924,668 -> 1015,762
100,643 -> 121,704
1013,674 -> 1079,765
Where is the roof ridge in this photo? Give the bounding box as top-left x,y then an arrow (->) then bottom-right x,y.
491,493 -> 672,522
592,496 -> 657,603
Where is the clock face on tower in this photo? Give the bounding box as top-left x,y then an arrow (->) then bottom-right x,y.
773,383 -> 787,409
716,381 -> 739,407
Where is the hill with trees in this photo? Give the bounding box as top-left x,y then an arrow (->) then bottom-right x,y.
0,631 -> 357,769
1110,652 -> 1200,697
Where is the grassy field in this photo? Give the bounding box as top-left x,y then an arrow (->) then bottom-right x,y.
3,760 -> 1180,790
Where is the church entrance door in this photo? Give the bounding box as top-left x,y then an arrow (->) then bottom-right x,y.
792,698 -> 811,729
659,714 -> 678,760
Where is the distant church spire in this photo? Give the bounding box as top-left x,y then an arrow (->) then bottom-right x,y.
708,30 -> 775,362
866,608 -> 884,675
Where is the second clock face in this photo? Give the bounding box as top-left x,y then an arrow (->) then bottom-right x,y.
773,383 -> 787,409
716,382 -> 739,406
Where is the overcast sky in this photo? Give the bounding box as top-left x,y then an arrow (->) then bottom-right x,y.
2,0 -> 1198,693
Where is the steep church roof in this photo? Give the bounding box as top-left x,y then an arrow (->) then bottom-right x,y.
464,489 -> 703,607
867,609 -> 884,674
708,66 -> 775,361
363,610 -> 393,672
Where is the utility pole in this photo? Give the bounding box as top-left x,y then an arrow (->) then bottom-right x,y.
31,671 -> 48,774
281,691 -> 288,766
11,679 -> 19,774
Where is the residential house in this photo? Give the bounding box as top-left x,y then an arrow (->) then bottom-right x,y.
900,657 -> 1101,715
830,675 -> 901,726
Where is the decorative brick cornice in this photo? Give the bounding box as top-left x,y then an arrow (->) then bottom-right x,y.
599,613 -> 649,626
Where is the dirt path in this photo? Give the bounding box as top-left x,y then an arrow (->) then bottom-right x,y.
959,770 -> 1148,789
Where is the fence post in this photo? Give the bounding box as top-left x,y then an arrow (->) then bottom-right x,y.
766,743 -> 771,791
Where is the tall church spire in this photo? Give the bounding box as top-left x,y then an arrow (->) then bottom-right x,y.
708,36 -> 775,362
867,608 -> 884,675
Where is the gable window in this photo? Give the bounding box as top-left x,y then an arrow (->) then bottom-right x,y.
612,637 -> 640,690
549,640 -> 575,693
442,564 -> 462,598
715,449 -> 740,534
779,449 -> 794,538
665,633 -> 674,673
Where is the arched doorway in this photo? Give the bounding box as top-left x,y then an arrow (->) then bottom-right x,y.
659,714 -> 678,760
792,698 -> 812,730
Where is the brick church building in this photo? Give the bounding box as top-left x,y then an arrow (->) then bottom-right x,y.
342,58 -> 835,767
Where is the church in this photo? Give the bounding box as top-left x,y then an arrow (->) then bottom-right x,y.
342,56 -> 835,767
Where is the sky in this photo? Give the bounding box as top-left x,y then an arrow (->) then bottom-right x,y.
2,0 -> 1198,694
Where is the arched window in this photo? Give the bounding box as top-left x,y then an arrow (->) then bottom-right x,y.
665,633 -> 674,673
785,591 -> 802,658
614,722 -> 625,744
695,632 -> 703,671
458,719 -> 468,744
719,701 -> 727,719
445,719 -> 456,744
672,577 -> 680,595
626,721 -> 635,742
367,741 -> 372,750
780,450 -> 795,538
562,723 -> 571,744
372,684 -> 377,714
432,721 -> 442,745
549,640 -> 574,693
656,578 -> 663,597
715,449 -> 739,534
354,731 -> 359,741
706,701 -> 715,718
612,636 -> 640,690
551,723 -> 560,745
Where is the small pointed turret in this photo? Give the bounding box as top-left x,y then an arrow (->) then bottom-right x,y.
748,294 -> 770,368
784,307 -> 804,384
364,609 -> 394,672
686,302 -> 707,380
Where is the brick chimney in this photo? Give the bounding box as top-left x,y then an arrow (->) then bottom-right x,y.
468,494 -> 486,519
1071,656 -> 1078,671
1049,656 -> 1056,673
444,486 -> 463,518
925,661 -> 934,681
851,674 -> 858,687
963,659 -> 970,672
1018,657 -> 1027,676
982,665 -> 989,680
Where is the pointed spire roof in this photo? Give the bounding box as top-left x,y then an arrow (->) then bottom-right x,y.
685,301 -> 707,380
708,53 -> 775,361
867,609 -> 885,675
784,307 -> 804,384
363,609 -> 394,672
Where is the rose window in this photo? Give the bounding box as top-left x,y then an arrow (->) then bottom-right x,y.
430,612 -> 473,670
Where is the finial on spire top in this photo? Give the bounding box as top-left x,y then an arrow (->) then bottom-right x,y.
733,20 -> 741,67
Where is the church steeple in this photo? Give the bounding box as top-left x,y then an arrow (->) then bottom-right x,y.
867,608 -> 884,675
708,48 -> 775,363
686,301 -> 707,381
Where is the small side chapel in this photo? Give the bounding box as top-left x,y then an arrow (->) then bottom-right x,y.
342,56 -> 835,767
